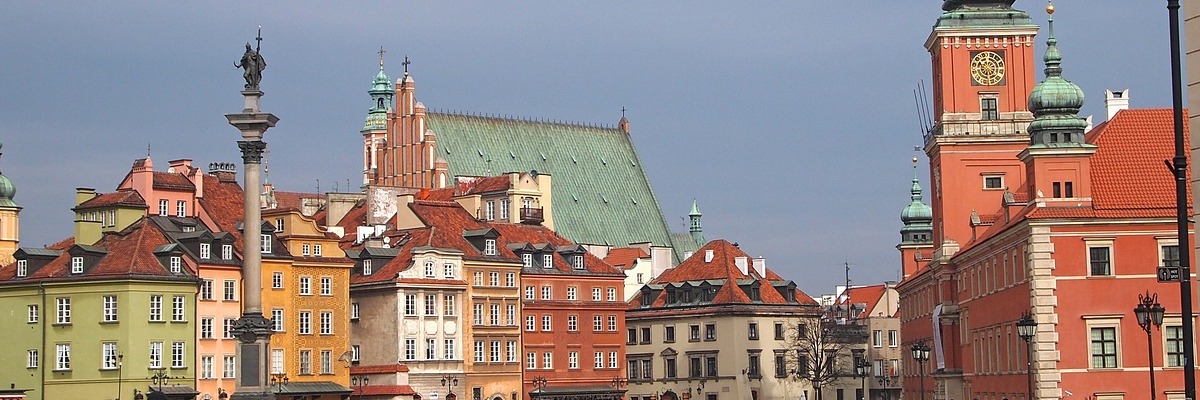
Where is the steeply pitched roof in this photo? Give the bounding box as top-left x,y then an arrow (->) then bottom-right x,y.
197,174 -> 246,249
840,284 -> 888,319
603,247 -> 648,270
0,218 -> 196,283
75,189 -> 148,209
642,239 -> 818,307
152,172 -> 196,191
425,112 -> 676,252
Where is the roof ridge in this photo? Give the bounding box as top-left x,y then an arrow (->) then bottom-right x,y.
428,109 -> 619,131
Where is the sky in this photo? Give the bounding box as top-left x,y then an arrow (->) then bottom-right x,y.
0,1 -> 1180,296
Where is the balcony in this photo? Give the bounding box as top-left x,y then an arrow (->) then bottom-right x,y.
521,207 -> 544,224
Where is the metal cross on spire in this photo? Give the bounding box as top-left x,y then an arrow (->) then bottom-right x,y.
621,107 -> 626,118
255,26 -> 262,53
402,56 -> 411,74
378,46 -> 386,67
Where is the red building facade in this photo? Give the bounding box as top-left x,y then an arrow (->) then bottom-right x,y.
898,2 -> 1195,400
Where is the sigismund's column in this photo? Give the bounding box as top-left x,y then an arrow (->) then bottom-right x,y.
226,32 -> 279,400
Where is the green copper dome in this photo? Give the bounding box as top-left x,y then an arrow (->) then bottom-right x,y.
0,141 -> 17,208
1027,5 -> 1090,146
364,64 -> 394,131
900,163 -> 932,224
371,67 -> 391,93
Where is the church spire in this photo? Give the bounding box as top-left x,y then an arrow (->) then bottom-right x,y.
364,47 -> 394,131
689,199 -> 704,246
900,155 -> 932,244
1026,1 -> 1089,147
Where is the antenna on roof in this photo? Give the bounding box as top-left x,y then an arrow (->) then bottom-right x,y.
913,80 -> 934,140
316,179 -> 320,194
844,261 -> 852,322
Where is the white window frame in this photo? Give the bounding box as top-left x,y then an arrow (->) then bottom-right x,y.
223,279 -> 237,301
299,276 -> 312,295
200,317 -> 214,339
200,243 -> 211,259
176,200 -> 186,217
222,244 -> 233,260
16,259 -> 26,277
314,244 -> 322,257
567,286 -> 577,301
272,308 -> 284,332
102,342 -> 119,370
490,271 -> 500,287
1084,238 -> 1115,276
507,341 -> 517,362
484,239 -> 497,255
55,343 -> 71,371
320,311 -> 333,335
351,303 -> 360,320
149,341 -> 163,369
444,262 -> 455,279
525,286 -> 535,300
27,304 -> 38,323
56,297 -> 71,324
475,340 -> 485,363
272,272 -> 284,289
486,200 -> 495,221
543,253 -> 554,268
159,199 -> 169,216
541,286 -> 552,300
1085,317 -> 1122,369
363,259 -> 373,275
505,272 -> 515,287
149,295 -> 162,321
523,253 -> 533,269
71,256 -> 83,274
320,277 -> 332,296
102,295 -> 118,322
260,234 -> 272,254
169,256 -> 182,273
201,355 -> 214,379
223,356 -> 236,379
171,295 -> 186,322
491,341 -> 502,363
474,271 -> 484,286
298,311 -> 312,335
982,173 -> 1005,190
425,260 -> 436,277
27,349 -> 38,368
607,287 -> 617,302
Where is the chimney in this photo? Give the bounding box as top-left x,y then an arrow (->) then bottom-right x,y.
167,159 -> 192,173
1105,89 -> 1129,120
735,256 -> 749,276
75,187 -> 97,206
752,257 -> 766,277
704,249 -> 714,263
683,251 -> 694,260
208,162 -> 238,183
74,188 -> 101,246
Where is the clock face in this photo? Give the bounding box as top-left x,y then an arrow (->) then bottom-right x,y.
970,51 -> 1005,86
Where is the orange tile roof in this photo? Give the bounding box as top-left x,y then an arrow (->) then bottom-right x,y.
75,189 -> 147,209
0,218 -> 196,282
841,284 -> 888,319
603,247 -> 648,270
272,190 -> 320,211
197,174 -> 246,249
351,385 -> 416,396
645,239 -> 818,307
152,172 -> 195,191
455,175 -> 511,195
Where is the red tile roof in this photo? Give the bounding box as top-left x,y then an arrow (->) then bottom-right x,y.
642,239 -> 818,307
197,174 -> 246,249
272,190 -> 320,211
455,175 -> 511,195
351,385 -> 416,396
152,172 -> 196,191
75,189 -> 147,209
349,364 -> 410,374
0,218 -> 195,282
603,247 -> 648,270
841,284 -> 888,319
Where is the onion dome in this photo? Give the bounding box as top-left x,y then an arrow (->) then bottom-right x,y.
0,141 -> 17,208
364,55 -> 394,131
1027,2 -> 1089,146
900,156 -> 932,244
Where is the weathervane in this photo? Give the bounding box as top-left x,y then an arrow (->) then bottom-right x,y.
235,26 -> 267,90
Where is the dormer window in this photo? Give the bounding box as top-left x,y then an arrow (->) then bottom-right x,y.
260,235 -> 272,254
222,245 -> 232,260
522,254 -> 533,269
485,239 -> 497,256
641,292 -> 653,307
200,243 -> 211,259
363,259 -> 373,276
444,263 -> 455,279
572,255 -> 584,269
169,256 -> 182,273
543,253 -> 554,268
749,286 -> 761,301
16,259 -> 27,277
71,257 -> 84,274
424,260 -> 436,277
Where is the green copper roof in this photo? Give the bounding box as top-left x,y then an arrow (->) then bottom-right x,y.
363,66 -> 393,131
0,141 -> 16,208
1027,7 -> 1089,147
935,0 -> 1034,29
425,112 -> 681,260
900,163 -> 932,224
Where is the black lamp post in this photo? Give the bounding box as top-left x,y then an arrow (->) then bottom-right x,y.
855,358 -> 869,400
1135,291 -> 1167,400
1017,313 -> 1038,400
910,341 -> 930,400
270,372 -> 288,395
531,375 -> 548,398
876,374 -> 896,400
441,374 -> 459,400
116,354 -> 124,400
1166,2 -> 1198,400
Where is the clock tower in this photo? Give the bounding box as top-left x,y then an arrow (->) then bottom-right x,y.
924,0 -> 1039,250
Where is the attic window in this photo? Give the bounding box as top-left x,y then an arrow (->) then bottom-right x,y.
169,256 -> 182,273
16,259 -> 27,277
424,260 -> 436,277
522,254 -> 533,269
363,259 -> 373,275
200,243 -> 211,259
641,292 -> 653,307
484,239 -> 497,256
542,253 -> 554,268
572,255 -> 584,269
71,257 -> 84,274
260,235 -> 272,254
750,286 -> 761,301
222,245 -> 233,260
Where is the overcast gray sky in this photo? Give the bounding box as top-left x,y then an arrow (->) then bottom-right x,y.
0,1 -> 1178,295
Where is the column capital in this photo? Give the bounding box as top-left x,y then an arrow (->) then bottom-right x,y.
239,141 -> 267,164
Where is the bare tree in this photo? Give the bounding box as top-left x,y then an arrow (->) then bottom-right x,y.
786,319 -> 868,400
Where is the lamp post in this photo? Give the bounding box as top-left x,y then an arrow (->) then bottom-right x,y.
440,374 -> 459,400
876,375 -> 895,400
1017,313 -> 1038,400
269,372 -> 288,395
1165,2 -> 1198,400
531,376 -> 548,399
1135,291 -> 1167,400
855,358 -> 869,400
910,341 -> 930,400
117,354 -> 124,400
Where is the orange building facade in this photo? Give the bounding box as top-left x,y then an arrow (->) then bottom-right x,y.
898,2 -> 1195,400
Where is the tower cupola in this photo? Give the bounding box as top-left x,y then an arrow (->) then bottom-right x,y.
1027,2 -> 1088,146
364,48 -> 393,131
900,156 -> 933,244
0,141 -> 17,208
688,199 -> 704,246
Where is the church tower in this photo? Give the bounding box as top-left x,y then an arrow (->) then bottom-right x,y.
362,49 -> 393,186
0,142 -> 21,265
688,199 -> 704,246
898,156 -> 934,278
925,0 -> 1039,250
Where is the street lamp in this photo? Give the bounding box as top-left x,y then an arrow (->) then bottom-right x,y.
1017,313 -> 1038,400
440,374 -> 459,400
855,358 -> 869,400
1135,291 -> 1167,400
116,354 -> 124,400
909,341 -> 930,400
270,372 -> 289,395
531,376 -> 549,398
611,376 -> 628,389
876,374 -> 896,400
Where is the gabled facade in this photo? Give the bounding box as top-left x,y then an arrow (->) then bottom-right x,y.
839,284 -> 902,400
626,240 -> 822,400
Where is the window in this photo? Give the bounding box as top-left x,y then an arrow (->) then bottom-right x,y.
594,351 -> 605,369
984,174 -> 1003,189
593,287 -> 602,301
573,255 -> 584,269
705,323 -> 717,340
404,294 -> 416,316
222,244 -> 232,260
320,311 -> 333,335
260,234 -> 272,253
298,311 -> 312,335
176,200 -> 186,217
505,272 -> 515,287
475,341 -> 486,362
425,294 -> 437,315
567,286 -> 577,300
404,339 -> 416,360
705,354 -> 718,377
313,244 -> 322,257
609,352 -> 618,368
272,309 -> 284,332
474,304 -> 485,325
444,339 -> 456,360
56,343 -> 71,370
350,345 -> 360,363
489,271 -> 500,287
302,244 -> 310,256
981,96 -> 999,120
224,280 -> 238,301
543,352 -> 553,369
169,256 -> 182,273
27,349 -> 38,368
639,326 -> 651,343
16,259 -> 26,277
594,315 -> 603,331
636,273 -> 644,284
526,315 -> 536,331
1065,181 -> 1074,197
159,199 -> 169,216
223,356 -> 236,378
224,318 -> 235,339
427,339 -> 437,360
627,328 -> 638,344
568,315 -> 578,331
445,263 -> 455,279
507,304 -> 516,326
747,352 -> 761,377
299,276 -> 312,295
665,357 -> 678,378
201,356 -> 213,379
775,352 -> 788,377
775,322 -> 785,340
1167,325 -> 1186,367
485,239 -> 497,255
198,279 -> 215,300
56,297 -> 71,324
873,330 -> 883,347
171,296 -> 186,321
299,350 -> 312,374
71,256 -> 83,274
1090,326 -> 1118,368
541,286 -> 552,300
486,201 -> 495,220
445,295 -> 457,316
542,315 -> 552,331
425,260 -> 435,277
149,295 -> 162,321
363,259 -> 373,275
272,272 -> 283,289
27,304 -> 38,323
168,343 -> 183,369
528,352 -> 538,369
608,315 -> 618,331
665,325 -> 676,342
149,342 -> 163,369
474,271 -> 484,286
569,351 -> 579,369
201,317 -> 214,339
507,341 -> 516,362
321,350 -> 333,374
889,330 -> 899,347
272,349 -> 284,374
523,253 -> 533,269
543,253 -> 554,268
102,342 -> 120,370
103,295 -> 118,322
319,277 -> 332,296
1163,244 -> 1181,267
491,341 -> 502,363
525,286 -> 535,300
490,304 -> 500,325
749,322 -> 759,340
275,218 -> 285,232
605,287 -> 617,302
200,243 -> 211,259
690,324 -> 701,341
1087,243 -> 1112,276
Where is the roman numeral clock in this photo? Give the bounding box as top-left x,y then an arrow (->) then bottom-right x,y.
970,50 -> 1005,86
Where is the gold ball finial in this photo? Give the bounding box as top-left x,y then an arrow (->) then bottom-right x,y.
1046,1 -> 1055,15
912,156 -> 919,164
